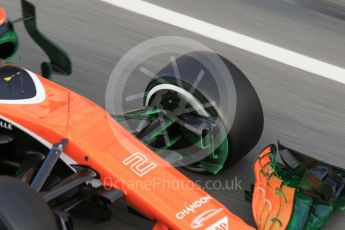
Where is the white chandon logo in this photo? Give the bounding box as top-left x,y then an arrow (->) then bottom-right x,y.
175,195 -> 213,220
0,120 -> 13,131
122,152 -> 157,177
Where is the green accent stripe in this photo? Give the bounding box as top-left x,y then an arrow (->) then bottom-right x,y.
0,30 -> 19,61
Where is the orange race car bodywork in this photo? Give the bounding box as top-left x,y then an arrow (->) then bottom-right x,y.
0,8 -> 6,25
250,145 -> 345,230
0,67 -> 253,230
252,146 -> 295,230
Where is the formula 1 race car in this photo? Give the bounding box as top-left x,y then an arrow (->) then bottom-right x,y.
0,1 -> 344,230
0,1 -> 262,230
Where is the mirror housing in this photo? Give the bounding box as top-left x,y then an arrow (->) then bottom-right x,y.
21,0 -> 72,78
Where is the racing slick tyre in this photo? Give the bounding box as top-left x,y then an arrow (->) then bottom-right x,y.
0,176 -> 59,230
144,51 -> 264,173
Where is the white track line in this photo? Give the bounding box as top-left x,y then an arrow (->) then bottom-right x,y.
101,0 -> 345,84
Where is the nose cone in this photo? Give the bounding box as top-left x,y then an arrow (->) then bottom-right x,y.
0,8 -> 6,25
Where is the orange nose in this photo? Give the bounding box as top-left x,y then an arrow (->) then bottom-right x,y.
0,8 -> 7,25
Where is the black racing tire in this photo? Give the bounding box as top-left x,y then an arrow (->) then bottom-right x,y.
0,176 -> 59,230
144,51 -> 263,170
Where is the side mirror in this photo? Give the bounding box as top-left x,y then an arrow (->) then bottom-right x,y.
21,0 -> 72,78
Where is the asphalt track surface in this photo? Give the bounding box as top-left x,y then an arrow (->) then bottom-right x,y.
1,0 -> 345,229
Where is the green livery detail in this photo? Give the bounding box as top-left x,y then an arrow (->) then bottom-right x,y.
0,23 -> 19,61
246,143 -> 345,230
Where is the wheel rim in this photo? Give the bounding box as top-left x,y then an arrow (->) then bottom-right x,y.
145,83 -> 210,117
144,81 -> 230,174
